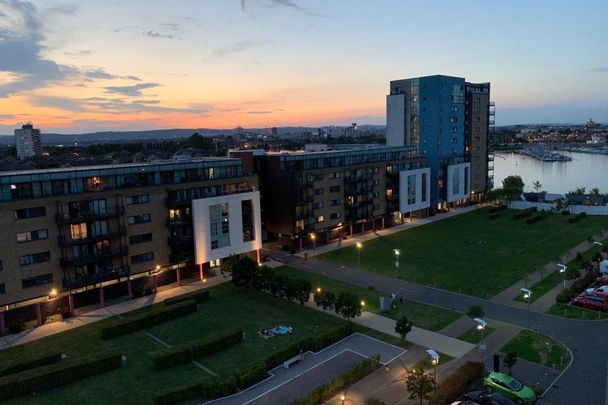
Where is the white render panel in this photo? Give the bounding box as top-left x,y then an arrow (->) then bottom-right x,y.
192,191 -> 262,264
386,94 -> 406,147
399,168 -> 431,213
446,163 -> 471,202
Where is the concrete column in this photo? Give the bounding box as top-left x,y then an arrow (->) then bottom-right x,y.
68,293 -> 75,316
176,268 -> 181,286
199,263 -> 205,282
381,217 -> 385,229
36,303 -> 43,326
350,224 -> 353,237
99,286 -> 105,307
256,249 -> 261,264
361,221 -> 365,233
326,230 -> 329,243
372,218 -> 376,232
0,312 -> 4,337
153,275 -> 158,293
127,279 -> 133,300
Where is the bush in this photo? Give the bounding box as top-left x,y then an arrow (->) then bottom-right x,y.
234,361 -> 267,388
0,352 -> 63,377
201,375 -> 238,398
0,350 -> 122,400
561,210 -> 571,216
526,213 -> 548,224
153,375 -> 238,405
150,329 -> 242,370
487,205 -> 507,214
164,289 -> 210,306
102,299 -> 197,340
513,208 -> 536,220
489,213 -> 502,220
568,213 -> 587,223
435,361 -> 484,405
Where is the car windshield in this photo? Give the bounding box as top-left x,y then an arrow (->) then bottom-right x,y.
508,377 -> 524,391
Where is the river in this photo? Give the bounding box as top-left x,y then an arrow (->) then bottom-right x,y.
493,151 -> 608,194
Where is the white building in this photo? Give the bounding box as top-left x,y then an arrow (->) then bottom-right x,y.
15,123 -> 42,160
399,168 -> 431,214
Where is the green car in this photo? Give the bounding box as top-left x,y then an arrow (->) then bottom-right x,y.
483,371 -> 536,404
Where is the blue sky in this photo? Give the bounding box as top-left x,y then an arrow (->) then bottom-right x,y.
0,0 -> 606,133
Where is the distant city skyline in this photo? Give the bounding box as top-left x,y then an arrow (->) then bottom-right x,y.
0,0 -> 607,134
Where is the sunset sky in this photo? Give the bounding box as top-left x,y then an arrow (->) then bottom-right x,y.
0,0 -> 607,134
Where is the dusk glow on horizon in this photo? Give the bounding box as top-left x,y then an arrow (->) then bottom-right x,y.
0,0 -> 607,134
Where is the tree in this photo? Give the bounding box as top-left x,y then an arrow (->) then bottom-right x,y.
502,176 -> 525,206
569,187 -> 586,196
187,132 -> 212,149
313,290 -> 336,312
290,278 -> 311,305
228,256 -> 259,289
406,367 -> 435,405
532,180 -> 543,193
591,187 -> 601,196
335,292 -> 361,321
487,188 -> 504,205
504,352 -> 518,375
395,316 -> 412,344
466,305 -> 484,319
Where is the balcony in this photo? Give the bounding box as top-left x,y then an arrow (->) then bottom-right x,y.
55,206 -> 124,224
167,236 -> 194,247
166,217 -> 192,227
60,247 -> 129,267
165,186 -> 257,207
58,226 -> 127,247
62,265 -> 130,289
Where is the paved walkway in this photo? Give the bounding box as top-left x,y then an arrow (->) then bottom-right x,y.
0,275 -> 228,350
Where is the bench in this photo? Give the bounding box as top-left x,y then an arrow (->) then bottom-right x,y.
283,356 -> 300,369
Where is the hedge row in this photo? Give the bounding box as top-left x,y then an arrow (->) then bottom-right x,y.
526,213 -> 548,224
234,361 -> 268,388
487,204 -> 507,214
149,329 -> 243,370
513,207 -> 537,220
435,361 -> 484,405
488,213 -> 502,220
0,352 -> 62,378
556,270 -> 597,303
164,289 -> 210,306
102,299 -> 198,340
289,355 -> 381,405
153,375 -> 238,405
0,350 -> 122,400
568,212 -> 587,223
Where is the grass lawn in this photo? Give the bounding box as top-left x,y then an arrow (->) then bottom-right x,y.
3,282 -> 353,405
274,266 -> 461,332
547,303 -> 608,320
413,351 -> 454,371
319,209 -> 608,297
457,326 -> 497,344
500,330 -> 570,370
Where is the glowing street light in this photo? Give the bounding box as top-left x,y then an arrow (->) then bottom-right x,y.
557,263 -> 567,289
394,249 -> 400,275
356,242 -> 363,267
360,300 -> 366,307
474,318 -> 487,361
340,393 -> 346,405
310,233 -> 316,256
426,349 -> 440,401
520,288 -> 533,328
316,287 -> 322,294
593,241 -> 605,247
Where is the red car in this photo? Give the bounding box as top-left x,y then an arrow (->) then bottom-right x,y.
573,292 -> 608,311
596,275 -> 608,286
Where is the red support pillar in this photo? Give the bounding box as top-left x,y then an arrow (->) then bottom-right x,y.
199,263 -> 205,282
153,275 -> 158,294
68,293 -> 75,316
299,237 -> 303,252
256,249 -> 261,264
326,230 -> 329,243
0,312 -> 4,337
127,278 -> 133,300
36,303 -> 43,326
350,224 -> 353,237
382,217 -> 385,229
372,218 -> 376,232
99,286 -> 105,307
176,268 -> 181,286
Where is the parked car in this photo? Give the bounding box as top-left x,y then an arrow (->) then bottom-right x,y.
464,389 -> 516,405
595,275 -> 608,285
586,285 -> 608,294
483,372 -> 536,404
572,292 -> 608,311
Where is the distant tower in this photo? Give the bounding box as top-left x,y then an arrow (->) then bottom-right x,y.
15,123 -> 42,160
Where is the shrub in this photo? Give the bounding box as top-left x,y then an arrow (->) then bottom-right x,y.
164,289 -> 210,306
150,345 -> 194,370
201,375 -> 238,398
487,205 -> 506,214
513,208 -> 537,220
561,210 -> 571,216
435,361 -> 484,405
102,299 -> 197,340
0,352 -> 63,377
488,213 -> 501,220
526,213 -> 548,224
0,350 -> 122,400
568,213 -> 587,223
153,375 -> 238,405
234,361 -> 267,388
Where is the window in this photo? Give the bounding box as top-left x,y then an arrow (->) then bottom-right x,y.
329,185 -> 340,193
241,200 -> 255,243
19,251 -> 51,266
126,194 -> 150,205
131,252 -> 154,264
127,213 -> 151,225
313,202 -> 325,209
407,175 -> 416,205
0,283 -> 4,294
0,260 -> 3,271
10,183 -> 33,199
421,173 -> 427,202
17,229 -> 48,243
21,273 -> 53,289
330,212 -> 341,220
314,188 -> 324,196
129,233 -> 153,244
209,203 -> 230,250
330,199 -> 341,207
316,215 -> 325,223
70,223 -> 88,240
14,206 -> 46,220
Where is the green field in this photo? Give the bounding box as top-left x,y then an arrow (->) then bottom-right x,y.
2,283 -> 352,405
500,330 -> 570,370
319,209 -> 608,297
457,326 -> 497,344
547,303 -> 608,320
274,266 -> 461,332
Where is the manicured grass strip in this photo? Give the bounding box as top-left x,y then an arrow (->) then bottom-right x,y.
0,350 -> 122,401
274,266 -> 460,332
500,330 -> 570,370
164,289 -> 210,306
547,303 -> 608,320
0,352 -> 62,378
318,209 -> 608,297
102,299 -> 198,339
414,351 -> 454,371
514,272 -> 562,303
457,326 -> 496,344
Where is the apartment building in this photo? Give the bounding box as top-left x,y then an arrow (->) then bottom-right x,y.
14,123 -> 42,160
0,158 -> 259,334
465,82 -> 494,199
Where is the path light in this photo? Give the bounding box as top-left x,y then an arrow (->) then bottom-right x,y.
593,241 -> 604,247
520,288 -> 533,328
557,263 -> 567,289
340,393 -> 345,405
356,242 -> 363,267
426,349 -> 439,402
394,249 -> 401,275
316,287 -> 322,294
360,300 -> 366,307
49,288 -> 58,299
474,318 -> 487,361
310,233 -> 316,256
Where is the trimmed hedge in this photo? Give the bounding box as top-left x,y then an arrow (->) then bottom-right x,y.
102,299 -> 197,340
0,352 -> 62,378
153,375 -> 238,405
289,355 -> 381,405
487,205 -> 507,214
0,350 -> 122,400
150,329 -> 243,370
234,361 -> 267,388
526,213 -> 548,224
488,213 -> 501,220
513,207 -> 537,220
568,212 -> 587,223
435,361 -> 484,405
164,289 -> 210,306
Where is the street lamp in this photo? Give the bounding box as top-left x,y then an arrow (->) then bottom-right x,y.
316,287 -> 322,294
310,233 -> 316,256
426,349 -> 439,402
520,288 -> 532,328
356,242 -> 362,267
593,241 -> 605,248
360,300 -> 366,308
474,318 -> 487,361
557,263 -> 567,289
394,249 -> 400,275
340,393 -> 345,405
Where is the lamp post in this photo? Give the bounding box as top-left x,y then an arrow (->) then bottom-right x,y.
557,263 -> 567,289
340,393 -> 345,405
426,349 -> 439,403
394,249 -> 400,275
310,233 -> 316,256
474,317 -> 487,361
520,288 -> 532,328
356,242 -> 362,267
